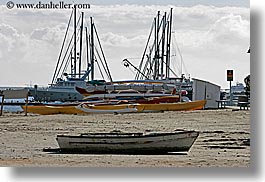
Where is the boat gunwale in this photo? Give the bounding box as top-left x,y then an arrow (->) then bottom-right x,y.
56,130 -> 199,139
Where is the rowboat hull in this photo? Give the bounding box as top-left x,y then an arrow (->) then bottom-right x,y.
56,130 -> 199,154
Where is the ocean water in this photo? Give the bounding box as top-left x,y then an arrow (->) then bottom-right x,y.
3,106 -> 23,112
1,98 -> 33,112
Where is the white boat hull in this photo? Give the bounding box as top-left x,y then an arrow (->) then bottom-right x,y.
75,104 -> 138,114
56,130 -> 199,154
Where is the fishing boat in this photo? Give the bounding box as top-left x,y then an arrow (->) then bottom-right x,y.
56,130 -> 199,154
122,8 -> 194,100
28,8 -> 112,102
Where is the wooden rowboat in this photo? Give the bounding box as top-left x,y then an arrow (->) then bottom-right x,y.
56,130 -> 199,154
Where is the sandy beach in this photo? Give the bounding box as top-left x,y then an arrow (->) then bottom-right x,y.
0,109 -> 250,167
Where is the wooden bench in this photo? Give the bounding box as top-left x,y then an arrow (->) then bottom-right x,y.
238,102 -> 250,110
216,100 -> 229,109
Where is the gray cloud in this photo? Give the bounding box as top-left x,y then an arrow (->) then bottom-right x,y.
0,4 -> 249,88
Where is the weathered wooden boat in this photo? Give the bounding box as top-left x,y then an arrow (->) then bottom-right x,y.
56,130 -> 199,154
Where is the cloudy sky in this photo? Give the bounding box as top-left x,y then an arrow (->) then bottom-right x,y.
0,0 -> 249,88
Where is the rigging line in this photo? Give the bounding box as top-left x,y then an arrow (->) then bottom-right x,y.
51,9 -> 73,84
141,41 -> 156,79
140,9 -> 173,80
79,27 -> 89,74
61,49 -> 72,79
94,45 -> 109,81
54,33 -> 74,81
161,58 -> 178,78
54,27 -> 81,81
136,18 -> 155,79
94,58 -> 105,80
84,16 -> 92,31
176,42 -> 189,75
141,54 -> 154,80
53,15 -> 82,81
171,37 -> 182,75
56,28 -> 79,78
171,26 -> 189,75
88,33 -> 91,66
93,25 -> 113,82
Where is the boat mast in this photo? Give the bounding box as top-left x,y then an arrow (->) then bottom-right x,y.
135,20 -> 155,80
165,8 -> 173,79
51,9 -> 73,84
160,12 -> 166,80
131,9 -> 174,81
90,17 -> 95,80
73,6 -> 77,78
85,27 -> 89,81
94,26 -> 113,82
153,16 -> 157,80
154,11 -> 160,80
79,12 -> 84,78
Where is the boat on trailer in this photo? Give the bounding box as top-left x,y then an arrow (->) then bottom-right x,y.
56,130 -> 199,154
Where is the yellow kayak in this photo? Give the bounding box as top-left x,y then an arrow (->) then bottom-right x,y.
22,103 -> 142,115
136,100 -> 207,112
22,105 -> 85,115
22,100 -> 206,115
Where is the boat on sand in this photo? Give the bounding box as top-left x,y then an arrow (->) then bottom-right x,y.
22,100 -> 206,115
56,130 -> 199,154
138,100 -> 206,112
